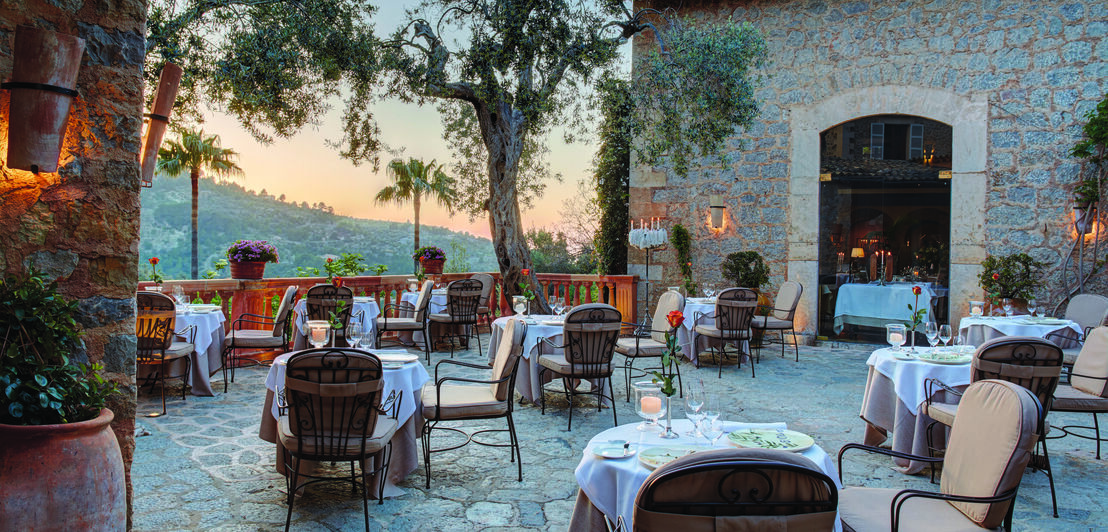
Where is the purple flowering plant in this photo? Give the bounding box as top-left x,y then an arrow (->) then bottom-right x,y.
413,246 -> 446,262
226,239 -> 279,263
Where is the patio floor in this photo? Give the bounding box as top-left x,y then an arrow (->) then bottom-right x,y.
132,340 -> 1107,531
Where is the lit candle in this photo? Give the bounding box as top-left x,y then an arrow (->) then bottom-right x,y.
640,396 -> 661,415
888,332 -> 904,345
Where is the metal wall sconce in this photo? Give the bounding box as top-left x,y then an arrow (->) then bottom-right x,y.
139,63 -> 183,187
2,26 -> 85,174
709,194 -> 725,229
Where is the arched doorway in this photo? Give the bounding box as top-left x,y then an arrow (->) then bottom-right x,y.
787,86 -> 988,342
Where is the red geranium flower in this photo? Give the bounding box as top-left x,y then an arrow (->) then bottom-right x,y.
911,285 -> 922,296
521,268 -> 531,276
149,257 -> 159,266
326,257 -> 334,263
333,276 -> 343,287
992,273 -> 1000,281
666,310 -> 684,329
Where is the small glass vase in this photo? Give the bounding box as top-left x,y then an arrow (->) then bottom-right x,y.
659,396 -> 679,439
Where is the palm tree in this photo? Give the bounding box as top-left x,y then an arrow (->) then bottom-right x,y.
157,130 -> 244,279
375,158 -> 457,272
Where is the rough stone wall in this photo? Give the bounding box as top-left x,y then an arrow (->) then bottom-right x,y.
0,0 -> 144,526
631,0 -> 1108,320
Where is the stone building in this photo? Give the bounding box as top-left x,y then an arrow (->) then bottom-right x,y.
630,0 -> 1108,342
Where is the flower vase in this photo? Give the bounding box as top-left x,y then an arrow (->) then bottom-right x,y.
910,330 -> 917,353
659,396 -> 679,439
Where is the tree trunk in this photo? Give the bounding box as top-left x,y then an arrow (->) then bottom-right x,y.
477,100 -> 550,314
190,167 -> 200,279
413,193 -> 421,274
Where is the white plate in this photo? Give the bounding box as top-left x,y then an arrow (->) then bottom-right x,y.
638,446 -> 701,470
353,296 -> 375,303
891,351 -> 915,361
375,352 -> 419,366
592,442 -> 636,459
727,428 -> 815,452
541,319 -> 565,326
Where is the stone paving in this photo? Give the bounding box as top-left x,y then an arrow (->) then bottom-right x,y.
133,341 -> 1108,531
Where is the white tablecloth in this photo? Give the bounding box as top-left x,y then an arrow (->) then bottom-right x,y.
138,308 -> 226,396
486,315 -> 567,402
292,299 -> 379,349
865,347 -> 971,415
679,298 -> 750,366
958,316 -> 1082,348
395,291 -> 448,345
834,283 -> 938,332
574,420 -> 841,531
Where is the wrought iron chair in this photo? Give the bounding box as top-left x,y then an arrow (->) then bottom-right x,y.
136,292 -> 194,416
1049,326 -> 1108,459
278,348 -> 399,532
922,336 -> 1062,516
421,318 -> 527,488
304,284 -> 354,347
428,278 -> 483,358
1048,293 -> 1108,367
470,272 -> 496,329
750,281 -> 803,362
615,290 -> 685,400
839,379 -> 1043,532
376,280 -> 433,362
635,448 -> 838,531
693,287 -> 758,378
538,303 -> 622,430
221,285 -> 296,392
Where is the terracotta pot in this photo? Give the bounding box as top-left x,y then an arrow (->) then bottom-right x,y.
421,258 -> 445,274
5,26 -> 86,173
0,409 -> 126,531
139,63 -> 183,186
229,260 -> 266,279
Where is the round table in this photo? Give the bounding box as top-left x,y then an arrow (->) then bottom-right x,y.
137,307 -> 226,397
570,419 -> 841,531
958,316 -> 1081,348
679,297 -> 750,366
486,315 -> 568,403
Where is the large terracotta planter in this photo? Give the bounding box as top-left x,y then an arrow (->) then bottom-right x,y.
421,258 -> 445,275
0,408 -> 126,531
229,260 -> 267,279
4,26 -> 86,173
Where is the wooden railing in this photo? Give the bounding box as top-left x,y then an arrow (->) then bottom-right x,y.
138,272 -> 639,328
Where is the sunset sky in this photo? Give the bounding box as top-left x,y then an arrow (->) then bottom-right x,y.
195,2 -> 630,241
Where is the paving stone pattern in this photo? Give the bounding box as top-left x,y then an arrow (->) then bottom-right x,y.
134,342 -> 1106,530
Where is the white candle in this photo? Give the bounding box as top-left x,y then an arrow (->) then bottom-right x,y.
889,332 -> 904,345
640,396 -> 661,415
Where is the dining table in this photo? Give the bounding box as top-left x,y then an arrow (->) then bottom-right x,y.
678,297 -> 750,366
958,315 -> 1082,348
834,282 -> 943,333
291,297 -> 380,349
257,349 -> 430,497
138,305 -> 226,397
859,346 -> 972,474
397,289 -> 448,345
569,419 -> 842,531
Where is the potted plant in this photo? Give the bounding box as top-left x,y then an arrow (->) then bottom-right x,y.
226,239 -> 279,279
0,268 -> 124,529
978,253 -> 1045,314
721,251 -> 772,345
413,245 -> 447,275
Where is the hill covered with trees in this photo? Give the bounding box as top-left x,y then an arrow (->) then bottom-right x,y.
139,178 -> 498,280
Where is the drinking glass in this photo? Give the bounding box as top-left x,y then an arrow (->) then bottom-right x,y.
347,322 -> 363,349
1002,298 -> 1012,317
634,381 -> 664,432
938,324 -> 953,346
700,396 -> 724,446
703,284 -> 716,299
171,285 -> 188,310
683,379 -> 705,437
512,295 -> 528,316
970,301 -> 984,317
885,323 -> 907,352
306,320 -> 330,349
925,321 -> 939,349
1027,299 -> 1038,318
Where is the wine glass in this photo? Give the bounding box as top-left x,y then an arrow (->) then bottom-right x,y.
1027,299 -> 1038,318
1002,298 -> 1013,317
634,381 -> 664,432
700,395 -> 723,446
925,321 -> 939,349
938,324 -> 953,346
347,322 -> 363,349
684,379 -> 705,437
171,285 -> 188,310
306,320 -> 330,349
885,323 -> 907,352
702,284 -> 716,299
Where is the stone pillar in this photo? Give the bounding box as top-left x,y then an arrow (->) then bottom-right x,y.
0,1 -> 145,526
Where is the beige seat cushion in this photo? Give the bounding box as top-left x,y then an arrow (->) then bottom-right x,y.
376,317 -> 423,330
538,353 -> 611,375
923,401 -> 958,427
167,341 -> 194,357
751,315 -> 793,330
422,383 -> 508,420
615,337 -> 666,356
1072,326 -> 1108,396
428,313 -> 470,323
224,329 -> 282,347
693,324 -> 750,340
839,487 -> 992,532
277,415 -> 398,457
1052,384 -> 1108,412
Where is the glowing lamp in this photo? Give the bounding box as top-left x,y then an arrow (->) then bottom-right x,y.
709,195 -> 725,229
851,247 -> 865,258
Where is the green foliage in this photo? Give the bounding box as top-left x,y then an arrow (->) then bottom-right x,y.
631,15 -> 768,176
445,240 -> 472,274
201,259 -> 228,279
0,269 -> 118,425
979,253 -> 1046,300
376,158 -> 457,253
527,229 -> 593,274
1072,93 -> 1108,166
671,224 -> 697,295
721,251 -> 769,290
594,77 -> 631,275
327,253 -> 371,277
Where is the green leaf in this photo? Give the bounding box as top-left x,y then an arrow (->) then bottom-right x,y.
34,374 -> 48,387
8,402 -> 22,418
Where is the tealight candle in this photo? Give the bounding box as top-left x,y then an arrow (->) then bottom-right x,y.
888,332 -> 904,345
640,396 -> 661,415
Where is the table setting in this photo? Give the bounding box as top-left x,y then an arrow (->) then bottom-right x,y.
292,297 -> 380,349
139,288 -> 228,397
485,312 -> 576,403
677,288 -> 749,366
958,309 -> 1081,348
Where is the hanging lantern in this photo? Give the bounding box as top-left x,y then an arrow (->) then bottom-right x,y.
139,63 -> 183,187
2,26 -> 85,174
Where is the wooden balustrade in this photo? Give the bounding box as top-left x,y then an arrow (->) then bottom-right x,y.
138,272 -> 639,327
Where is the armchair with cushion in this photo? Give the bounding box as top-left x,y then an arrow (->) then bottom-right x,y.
615,290 -> 685,400
137,291 -> 194,416
839,379 -> 1043,532
421,318 -> 527,488
428,278 -> 483,358
1049,326 -> 1108,459
750,281 -> 803,362
376,280 -> 433,362
538,303 -> 622,430
222,285 -> 297,392
693,287 -> 758,378
1048,293 -> 1108,366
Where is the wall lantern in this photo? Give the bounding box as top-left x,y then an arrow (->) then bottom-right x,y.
850,247 -> 864,259
709,194 -> 725,229
139,63 -> 183,187
2,26 -> 85,174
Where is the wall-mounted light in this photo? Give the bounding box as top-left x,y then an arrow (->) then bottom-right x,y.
709,194 -> 725,230
139,63 -> 183,187
2,26 -> 85,174
850,247 -> 865,259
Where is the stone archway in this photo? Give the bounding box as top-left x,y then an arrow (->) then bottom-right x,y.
787,86 -> 988,342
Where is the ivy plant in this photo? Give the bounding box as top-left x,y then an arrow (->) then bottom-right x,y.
671,224 -> 697,295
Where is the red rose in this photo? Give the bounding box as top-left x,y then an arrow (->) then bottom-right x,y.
327,257 -> 334,263
149,257 -> 159,266
991,273 -> 1000,281
912,285 -> 922,296
521,268 -> 531,276
666,310 -> 684,328
333,276 -> 343,287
